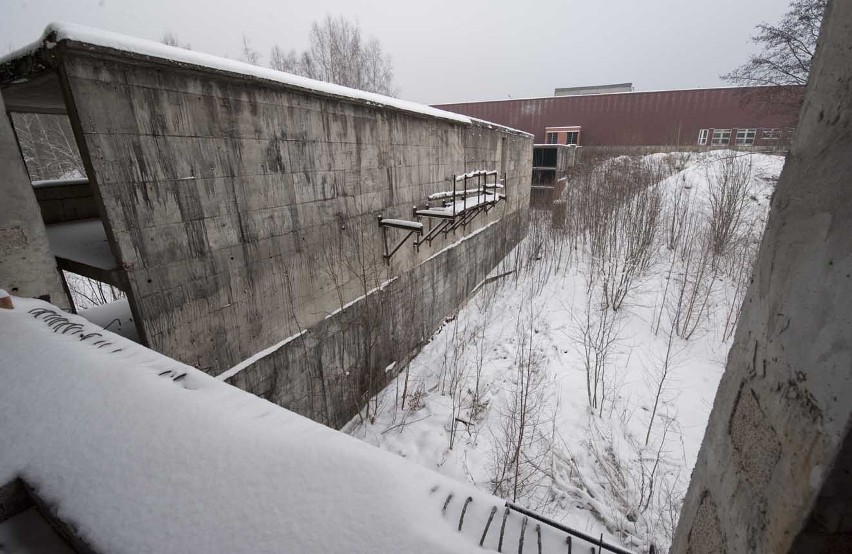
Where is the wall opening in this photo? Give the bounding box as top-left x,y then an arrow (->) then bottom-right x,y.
62,270 -> 139,343
7,111 -> 127,309
10,113 -> 85,182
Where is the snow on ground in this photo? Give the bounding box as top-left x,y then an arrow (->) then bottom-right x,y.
78,298 -> 139,342
1,297 -> 538,553
44,219 -> 115,270
346,150 -> 786,553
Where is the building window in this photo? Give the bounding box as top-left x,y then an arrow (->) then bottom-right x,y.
546,132 -> 558,144
711,129 -> 731,145
565,131 -> 579,145
762,128 -> 781,140
697,129 -> 708,145
736,128 -> 756,146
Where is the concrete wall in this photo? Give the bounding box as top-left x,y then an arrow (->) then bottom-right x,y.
58,48 -> 531,426
671,1 -> 852,551
0,93 -> 69,308
226,213 -> 524,427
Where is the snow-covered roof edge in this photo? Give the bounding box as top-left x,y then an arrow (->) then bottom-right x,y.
532,143 -> 581,148
0,22 -> 475,126
470,117 -> 533,139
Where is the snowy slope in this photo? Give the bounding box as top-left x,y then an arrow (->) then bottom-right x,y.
0,297 -> 533,553
346,151 -> 785,552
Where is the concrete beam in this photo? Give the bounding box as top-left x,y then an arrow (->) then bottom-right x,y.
671,1 -> 852,551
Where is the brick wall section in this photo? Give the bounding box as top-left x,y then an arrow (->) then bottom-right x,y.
435,86 -> 804,147
59,48 -> 531,425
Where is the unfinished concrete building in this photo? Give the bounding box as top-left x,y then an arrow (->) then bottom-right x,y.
0,24 -> 532,427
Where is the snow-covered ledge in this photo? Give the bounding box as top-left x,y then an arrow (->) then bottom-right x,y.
0,297 -> 504,553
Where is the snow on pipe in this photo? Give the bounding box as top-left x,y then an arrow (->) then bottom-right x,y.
378,216 -> 423,264
436,490 -> 639,554
25,308 -> 196,389
455,170 -> 498,181
458,496 -> 473,532
442,493 -> 454,514
536,524 -> 543,554
31,177 -> 89,188
480,506 -> 498,546
498,506 -> 510,552
506,501 -> 637,554
427,183 -> 504,201
378,218 -> 424,231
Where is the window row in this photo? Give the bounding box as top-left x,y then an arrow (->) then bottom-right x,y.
545,131 -> 580,145
697,127 -> 788,146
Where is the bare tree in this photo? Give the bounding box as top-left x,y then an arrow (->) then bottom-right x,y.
671,220 -> 717,341
470,282 -> 499,419
269,45 -> 300,73
64,272 -> 125,309
11,113 -> 84,181
298,15 -> 397,96
446,319 -> 471,450
706,153 -> 752,259
721,238 -> 759,342
162,31 -> 191,50
240,35 -> 261,65
643,325 -> 679,447
338,216 -> 389,423
571,286 -> 623,415
723,0 -> 826,108
490,299 -> 554,505
725,0 -> 825,87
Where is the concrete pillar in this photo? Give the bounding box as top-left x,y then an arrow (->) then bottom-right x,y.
671,1 -> 852,552
0,93 -> 69,309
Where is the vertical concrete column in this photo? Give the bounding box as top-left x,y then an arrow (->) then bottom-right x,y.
671,1 -> 852,552
0,93 -> 69,309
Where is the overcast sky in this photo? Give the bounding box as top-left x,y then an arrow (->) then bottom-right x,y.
2,0 -> 789,105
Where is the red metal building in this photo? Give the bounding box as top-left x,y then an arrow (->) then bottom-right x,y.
435,86 -> 804,148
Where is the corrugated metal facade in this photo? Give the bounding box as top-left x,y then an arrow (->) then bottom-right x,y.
435,86 -> 804,147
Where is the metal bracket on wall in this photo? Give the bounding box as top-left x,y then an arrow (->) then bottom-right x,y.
378,216 -> 423,264
414,213 -> 453,249
384,170 -> 507,258
413,170 -> 506,233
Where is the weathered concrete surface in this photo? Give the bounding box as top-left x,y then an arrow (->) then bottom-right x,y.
0,93 -> 69,308
46,45 -> 531,426
226,213 -> 524,426
33,181 -> 99,224
671,1 -> 852,551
